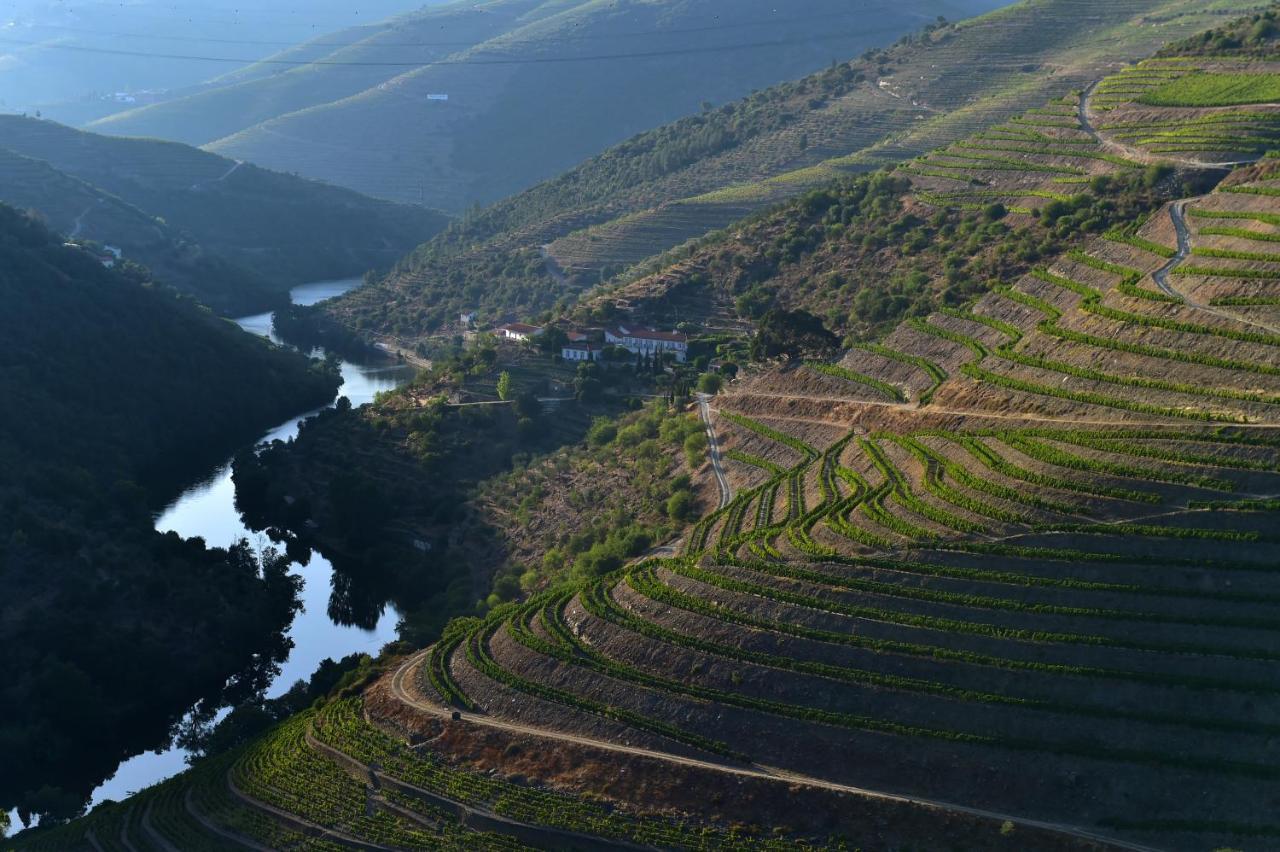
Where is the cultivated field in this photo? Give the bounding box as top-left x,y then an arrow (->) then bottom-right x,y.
378,93 -> 1280,849
12,18 -> 1280,852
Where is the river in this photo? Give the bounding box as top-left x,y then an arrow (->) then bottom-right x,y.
87,277 -> 417,807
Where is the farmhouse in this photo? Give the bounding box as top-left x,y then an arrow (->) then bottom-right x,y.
605,324 -> 688,362
495,322 -> 543,341
562,342 -> 597,362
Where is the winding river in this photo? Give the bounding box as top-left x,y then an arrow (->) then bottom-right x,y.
88,278 -> 416,806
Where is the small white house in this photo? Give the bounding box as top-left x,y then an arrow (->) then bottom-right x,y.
460,311 -> 477,326
562,342 -> 597,362
605,324 -> 689,362
496,322 -> 544,342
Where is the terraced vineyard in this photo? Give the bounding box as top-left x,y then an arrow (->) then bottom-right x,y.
318,0 -> 1260,343
545,0 -> 1265,278
382,165 -> 1280,852
1088,59 -> 1280,164
12,14 -> 1280,852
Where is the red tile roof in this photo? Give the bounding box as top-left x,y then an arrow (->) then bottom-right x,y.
611,325 -> 687,343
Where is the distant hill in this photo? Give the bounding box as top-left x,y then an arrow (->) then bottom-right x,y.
0,116 -> 450,315
84,0 -> 1005,210
14,8 -> 1280,850
0,202 -> 341,822
312,0 -> 1253,342
3,0 -> 443,124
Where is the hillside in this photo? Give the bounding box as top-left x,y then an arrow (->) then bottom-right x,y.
0,202 -> 343,825
85,0 -> 1002,211
0,116 -> 449,315
10,8 -> 1280,852
313,0 -> 1265,345
3,0 -> 438,123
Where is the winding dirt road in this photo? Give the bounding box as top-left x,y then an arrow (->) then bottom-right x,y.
1150,200 -> 1280,336
388,649 -> 1155,852
1077,81 -> 1263,170
697,392 -> 732,510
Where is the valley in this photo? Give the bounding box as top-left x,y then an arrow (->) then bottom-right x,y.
4,2 -> 1279,849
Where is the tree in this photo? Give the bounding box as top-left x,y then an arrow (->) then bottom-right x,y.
750,308 -> 839,360
496,371 -> 513,401
697,373 -> 723,395
667,490 -> 694,521
684,432 -> 709,468
537,327 -> 568,353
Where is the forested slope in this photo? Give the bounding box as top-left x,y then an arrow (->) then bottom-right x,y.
0,204 -> 341,825
0,116 -> 449,315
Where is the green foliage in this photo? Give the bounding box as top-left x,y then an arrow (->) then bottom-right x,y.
0,203 -> 342,822
0,116 -> 447,315
684,431 -> 710,469
806,361 -> 905,401
697,372 -> 724,395
751,308 -> 839,360
1140,73 -> 1280,107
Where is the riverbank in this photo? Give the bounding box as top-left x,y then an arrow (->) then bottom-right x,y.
86,278 -> 414,809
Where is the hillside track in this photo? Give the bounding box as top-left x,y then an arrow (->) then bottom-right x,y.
1079,80 -> 1269,170
699,393 -> 733,510
225,770 -> 391,851
139,802 -> 180,852
1156,199 -> 1280,336
305,726 -> 650,852
183,789 -> 274,852
1151,199 -> 1192,301
387,648 -> 1157,852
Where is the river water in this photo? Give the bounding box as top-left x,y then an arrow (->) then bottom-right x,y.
87,278 -> 416,807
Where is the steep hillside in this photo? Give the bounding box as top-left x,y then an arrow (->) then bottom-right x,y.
0,203 -> 342,824
0,116 -> 449,314
2,0 -> 437,123
81,0 -> 577,148
88,0 -> 1002,210
13,10 -> 1279,851
314,0 -> 1265,344
373,142 -> 1280,851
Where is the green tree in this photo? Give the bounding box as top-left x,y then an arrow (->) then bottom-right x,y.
684,431 -> 710,468
496,370 -> 513,401
698,373 -> 724,395
667,490 -> 694,521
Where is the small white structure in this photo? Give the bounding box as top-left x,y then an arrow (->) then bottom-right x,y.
460,311 -> 477,326
427,93 -> 449,102
605,324 -> 689,362
496,322 -> 544,342
562,342 -> 597,362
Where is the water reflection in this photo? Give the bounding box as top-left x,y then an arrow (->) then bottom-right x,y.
88,278 -> 413,807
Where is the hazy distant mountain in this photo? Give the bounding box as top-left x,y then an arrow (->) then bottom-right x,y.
0,116 -> 450,314
0,0 -> 443,124
83,0 -> 1007,211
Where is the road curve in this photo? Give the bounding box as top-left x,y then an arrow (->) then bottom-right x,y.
1151,199 -> 1192,301
388,649 -> 1155,852
1154,199 -> 1280,335
697,392 -> 732,510
1078,80 -> 1262,170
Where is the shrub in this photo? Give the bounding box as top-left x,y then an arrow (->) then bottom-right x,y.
667,490 -> 694,521
684,431 -> 710,468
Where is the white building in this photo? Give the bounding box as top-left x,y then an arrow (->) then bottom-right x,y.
562,342 -> 597,362
460,311 -> 477,326
605,324 -> 688,362
496,322 -> 544,342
